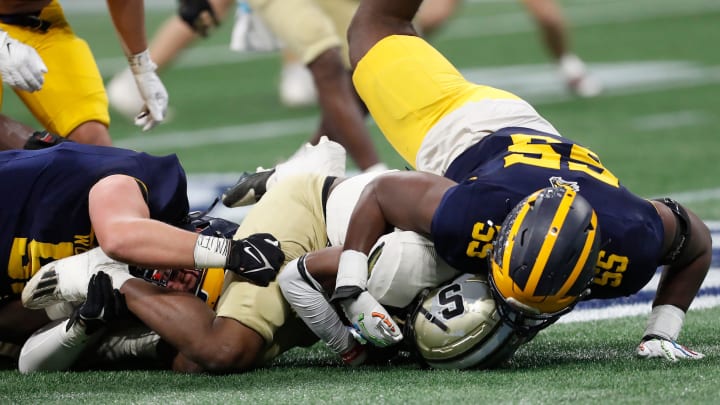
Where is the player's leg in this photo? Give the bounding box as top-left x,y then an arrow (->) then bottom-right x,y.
414,0 -> 461,37
0,300 -> 52,345
0,113 -> 35,150
108,0 -> 236,119
7,1 -> 112,146
249,0 -> 381,171
349,0 -> 557,174
521,0 -> 602,97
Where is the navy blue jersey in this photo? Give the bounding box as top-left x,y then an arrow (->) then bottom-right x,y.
431,127 -> 664,300
0,143 -> 189,297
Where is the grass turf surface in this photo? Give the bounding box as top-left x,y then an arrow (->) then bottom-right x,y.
1,307 -> 718,404
0,0 -> 718,402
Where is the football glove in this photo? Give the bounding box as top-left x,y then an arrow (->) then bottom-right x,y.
128,49 -> 168,131
226,233 -> 285,286
340,290 -> 403,348
66,271 -> 128,335
23,131 -> 69,150
636,335 -> 705,362
178,0 -> 219,37
0,30 -> 48,92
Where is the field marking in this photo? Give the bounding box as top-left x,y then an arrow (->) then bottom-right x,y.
631,110 -> 712,131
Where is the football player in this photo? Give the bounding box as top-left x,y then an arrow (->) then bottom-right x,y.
0,0 -> 168,145
20,140 -> 469,372
326,0 -> 710,361
0,141 -> 283,353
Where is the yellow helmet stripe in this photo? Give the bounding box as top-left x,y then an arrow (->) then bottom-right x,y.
524,190 -> 576,294
501,198 -> 533,281
555,210 -> 598,298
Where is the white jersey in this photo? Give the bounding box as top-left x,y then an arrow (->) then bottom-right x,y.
326,170 -> 459,308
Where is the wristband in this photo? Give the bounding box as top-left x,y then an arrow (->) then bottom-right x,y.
193,235 -> 231,268
335,250 -> 369,291
642,304 -> 685,341
127,49 -> 156,74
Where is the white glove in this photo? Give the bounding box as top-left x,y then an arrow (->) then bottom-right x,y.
636,337 -> 705,362
0,30 -> 48,92
127,49 -> 168,131
340,290 -> 403,348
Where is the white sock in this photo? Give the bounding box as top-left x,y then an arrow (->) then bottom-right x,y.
18,318 -> 100,373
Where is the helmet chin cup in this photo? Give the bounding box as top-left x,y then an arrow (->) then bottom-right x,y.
488,271 -> 591,336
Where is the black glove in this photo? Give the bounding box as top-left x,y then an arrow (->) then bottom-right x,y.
24,130 -> 70,150
67,271 -> 128,335
225,233 -> 285,287
178,0 -> 219,37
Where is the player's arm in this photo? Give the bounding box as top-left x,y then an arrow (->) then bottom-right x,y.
332,171 -> 455,347
106,0 -> 168,130
342,170 -> 455,255
637,200 -> 711,361
89,175 -> 284,285
88,174 -> 198,269
278,248 -> 368,366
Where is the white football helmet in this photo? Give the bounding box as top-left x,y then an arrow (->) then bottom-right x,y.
410,273 -> 531,369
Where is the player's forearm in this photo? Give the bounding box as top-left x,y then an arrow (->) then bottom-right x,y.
0,113 -> 33,150
100,220 -> 198,270
106,0 -> 148,55
654,253 -> 711,311
279,256 -> 358,357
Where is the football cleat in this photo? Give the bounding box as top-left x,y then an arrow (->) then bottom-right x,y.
273,135 -> 346,182
221,168 -> 275,208
279,61 -> 317,108
22,248 -> 133,310
222,136 -> 346,208
559,53 -> 603,98
106,68 -> 145,121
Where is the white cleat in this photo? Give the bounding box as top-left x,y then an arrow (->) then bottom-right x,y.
559,53 -> 603,98
279,62 -> 317,108
106,68 -> 145,121
107,68 -> 175,123
22,247 -> 132,309
271,136 -> 347,186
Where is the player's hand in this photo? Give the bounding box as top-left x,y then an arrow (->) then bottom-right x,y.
0,30 -> 48,92
340,290 -> 403,348
636,335 -> 705,362
23,131 -> 69,150
178,0 -> 219,37
128,49 -> 168,131
67,271 -> 128,335
225,233 -> 285,286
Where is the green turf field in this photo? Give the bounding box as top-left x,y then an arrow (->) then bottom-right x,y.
1,0 -> 718,402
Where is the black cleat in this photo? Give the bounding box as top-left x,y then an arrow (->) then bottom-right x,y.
221,169 -> 275,207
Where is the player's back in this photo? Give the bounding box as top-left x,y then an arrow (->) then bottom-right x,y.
432,127 -> 665,298
0,143 -> 190,297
